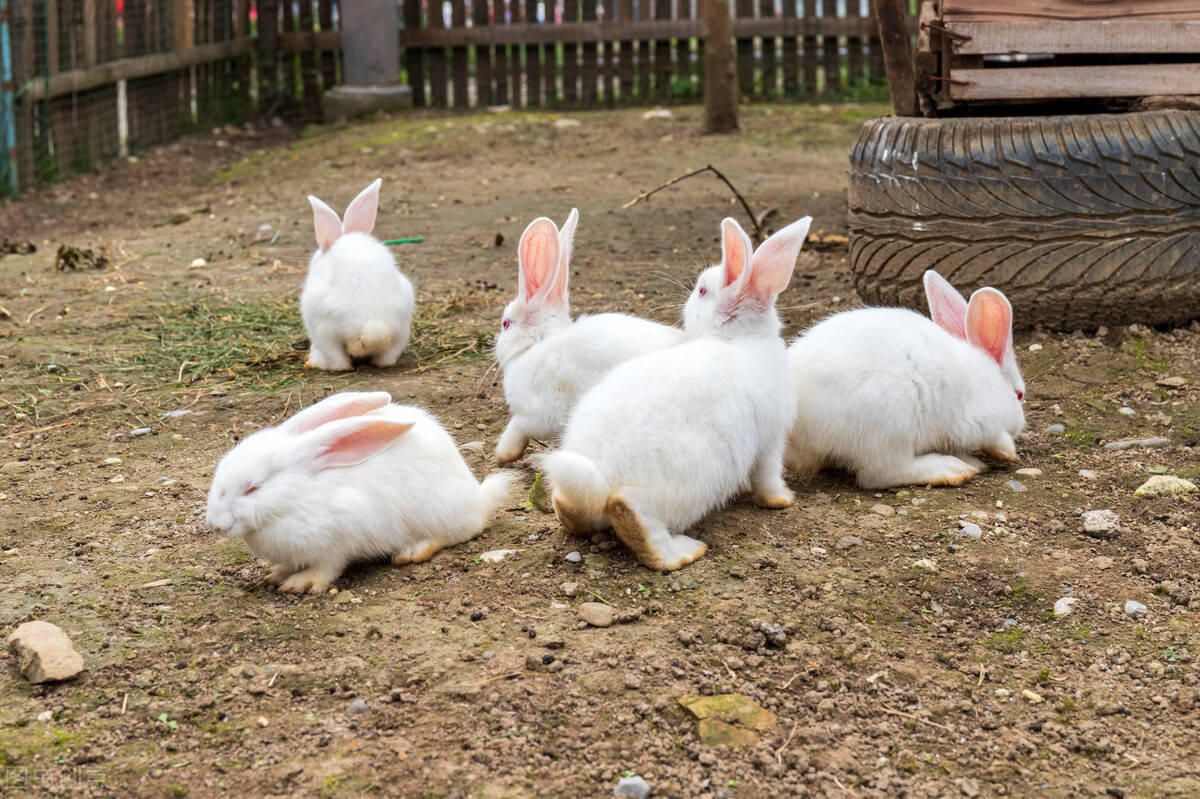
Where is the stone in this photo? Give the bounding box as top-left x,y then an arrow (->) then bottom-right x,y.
578,602 -> 614,628
1103,437 -> 1170,451
1134,475 -> 1198,497
478,549 -> 517,563
869,503 -> 895,516
553,118 -> 582,128
1081,510 -> 1120,539
614,776 -> 652,799
836,535 -> 862,550
560,581 -> 579,598
1118,407 -> 1136,417
1004,480 -> 1026,492
345,699 -> 369,716
1091,556 -> 1115,570
130,427 -> 152,437
1124,600 -> 1148,619
912,559 -> 938,571
748,619 -> 787,648
6,621 -> 85,683
680,693 -> 776,734
698,718 -> 761,747
1015,468 -> 1042,477
565,551 -> 583,564
958,522 -> 983,539
1053,597 -> 1077,617
1079,469 -> 1098,480
1045,424 -> 1065,434
1157,376 -> 1187,388
642,108 -> 673,120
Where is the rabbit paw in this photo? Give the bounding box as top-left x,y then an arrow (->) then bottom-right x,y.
277,567 -> 338,595
752,487 -> 794,509
392,541 -> 444,566
607,494 -> 707,571
981,434 -> 1018,462
305,348 -> 353,372
264,563 -> 294,586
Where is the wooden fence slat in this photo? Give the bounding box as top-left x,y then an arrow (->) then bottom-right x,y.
525,0 -> 543,106
821,0 -> 838,94
473,0 -> 493,105
581,0 -> 598,105
508,0 -> 522,106
403,0 -> 426,106
653,0 -> 670,97
636,0 -> 650,101
759,0 -> 776,98
299,0 -> 320,112
616,0 -> 634,103
846,0 -> 863,86
866,0 -> 884,78
450,0 -> 468,105
735,0 -> 754,99
495,0 -> 510,104
781,0 -> 797,98
563,0 -> 579,104
601,2 -> 615,104
318,0 -> 336,89
674,0 -> 691,92
802,0 -> 817,96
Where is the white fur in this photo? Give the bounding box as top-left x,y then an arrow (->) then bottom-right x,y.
205,391 -> 518,594
537,216 -> 812,571
785,271 -> 1026,489
494,208 -> 684,462
301,179 -> 415,371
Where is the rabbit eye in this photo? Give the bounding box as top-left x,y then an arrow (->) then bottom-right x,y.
698,286 -> 708,297
1016,390 -> 1024,401
502,319 -> 511,330
243,485 -> 259,496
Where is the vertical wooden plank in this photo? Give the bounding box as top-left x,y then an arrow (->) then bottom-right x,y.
617,0 -> 634,103
46,0 -> 60,73
802,0 -> 817,97
82,0 -> 97,65
758,0 -> 775,98
781,0 -> 797,98
494,0 -> 509,104
846,0 -> 863,86
866,0 -> 884,79
318,0 -> 336,88
403,0 -> 425,106
281,0 -> 295,104
636,0 -> 650,100
525,0 -> 542,106
12,0 -> 37,189
871,0 -> 915,114
653,0 -> 669,97
734,0 -> 753,100
673,0 -> 691,93
299,0 -> 320,113
427,0 -> 448,106
259,0 -> 280,106
821,0 -> 838,95
563,0 -> 578,105
600,2 -> 614,105
450,0 -> 467,105
580,0 -> 597,105
507,0 -> 521,107
473,0 -> 493,106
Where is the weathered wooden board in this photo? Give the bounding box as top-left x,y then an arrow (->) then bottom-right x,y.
947,20 -> 1200,55
950,63 -> 1200,100
942,0 -> 1200,22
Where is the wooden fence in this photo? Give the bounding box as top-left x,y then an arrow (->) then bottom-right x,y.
2,0 -> 903,195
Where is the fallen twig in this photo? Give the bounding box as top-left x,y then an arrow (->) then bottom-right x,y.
775,719 -> 799,765
623,164 -> 764,243
7,420 -> 78,437
880,704 -> 954,733
505,605 -> 552,620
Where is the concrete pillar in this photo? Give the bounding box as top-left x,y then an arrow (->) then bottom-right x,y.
323,0 -> 412,121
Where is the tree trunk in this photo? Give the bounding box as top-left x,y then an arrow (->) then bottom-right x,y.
701,0 -> 738,133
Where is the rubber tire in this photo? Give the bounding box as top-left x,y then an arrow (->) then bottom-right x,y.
847,111 -> 1200,330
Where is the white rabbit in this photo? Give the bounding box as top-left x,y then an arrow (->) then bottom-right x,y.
537,216 -> 812,571
784,269 -> 1025,489
494,208 -> 685,463
205,391 -> 518,595
301,179 -> 415,371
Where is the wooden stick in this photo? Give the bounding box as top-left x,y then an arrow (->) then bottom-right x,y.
775,719 -> 799,764
623,164 -> 764,242
880,704 -> 953,733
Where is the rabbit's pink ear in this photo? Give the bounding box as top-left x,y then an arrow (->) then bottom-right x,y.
314,419 -> 415,468
743,216 -> 811,300
966,288 -> 1013,367
924,270 -> 968,340
309,195 -> 343,252
342,178 -> 381,235
720,218 -> 754,289
546,208 -> 578,305
283,391 -> 392,436
517,217 -> 561,304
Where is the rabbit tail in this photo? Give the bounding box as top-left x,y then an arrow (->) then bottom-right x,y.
346,319 -> 392,358
536,451 -> 612,533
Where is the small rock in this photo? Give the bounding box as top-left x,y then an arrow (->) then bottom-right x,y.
1096,701 -> 1126,716
1134,475 -> 1198,497
748,619 -> 787,648
1157,376 -> 1187,388
1053,597 -> 1077,617
553,118 -> 581,128
1118,406 -> 1136,417
1015,468 -> 1042,477
623,673 -> 642,690
1028,343 -> 1043,352
1124,600 -> 1148,619
911,559 -> 938,571
1103,437 -> 1170,451
189,257 -> 207,269
869,503 -> 894,516
346,699 -> 369,716
642,108 -> 673,120
103,457 -> 122,465
162,409 -> 193,419
615,607 -> 644,624
578,602 -> 614,627
6,621 -> 85,683
36,710 -> 53,722
1091,556 -> 1114,570
478,549 -> 517,563
560,581 -> 579,597
256,716 -> 269,727
836,535 -> 862,550
958,522 -> 983,539
1021,689 -> 1044,703
1079,469 -> 1098,480
679,693 -> 776,730
1045,423 -> 1065,434
524,652 -> 543,671
1004,480 -> 1025,492
564,551 -> 582,564
614,775 -> 652,799
130,427 -> 152,437
810,546 -> 827,556
1081,509 -> 1120,539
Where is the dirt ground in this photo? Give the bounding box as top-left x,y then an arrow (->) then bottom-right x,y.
1,103 -> 1199,799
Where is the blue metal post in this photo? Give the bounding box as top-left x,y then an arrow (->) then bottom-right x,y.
0,0 -> 17,194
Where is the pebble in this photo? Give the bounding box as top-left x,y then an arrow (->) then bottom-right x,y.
1079,469 -> 1098,480
162,409 -> 193,419
103,457 -> 122,465
1004,480 -> 1025,492
911,559 -> 938,571
1124,600 -> 1148,619
155,477 -> 175,485
958,522 -> 983,539
1118,406 -> 1135,417
6,621 -> 85,683
553,118 -> 582,128
130,427 -> 152,437
1053,597 -> 1077,617
560,581 -> 579,597
614,775 -> 652,799
36,710 -> 53,722
1021,689 -> 1044,704
189,257 -> 207,269
1103,437 -> 1170,451
642,108 -> 673,120
564,551 -> 582,564
578,602 -> 614,627
256,716 -> 269,727
478,549 -> 517,563
346,699 -> 369,716
810,546 -> 827,556
1157,375 -> 1187,388
1015,468 -> 1042,477
836,535 -> 862,550
1081,509 -> 1120,539
1045,424 -> 1065,434
869,503 -> 894,516
1028,343 -> 1043,352
1134,475 -> 1198,497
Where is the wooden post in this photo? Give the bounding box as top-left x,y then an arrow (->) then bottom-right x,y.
402,0 -> 424,106
701,0 -> 736,133
450,0 -> 466,106
473,0 -> 492,106
781,0 -> 798,98
802,0 -> 817,97
871,0 -> 915,115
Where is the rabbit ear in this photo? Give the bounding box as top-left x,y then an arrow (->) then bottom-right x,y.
546,208 -> 578,306
309,195 -> 344,252
720,217 -> 754,289
517,217 -> 562,304
966,287 -> 1014,368
282,391 -> 393,436
742,216 -> 811,301
310,418 -> 415,469
342,178 -> 381,235
923,270 -> 968,340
